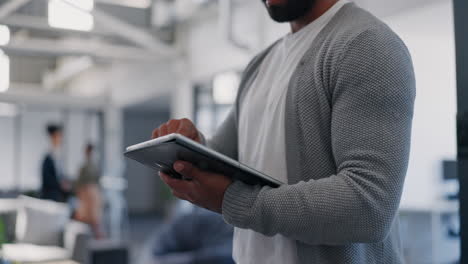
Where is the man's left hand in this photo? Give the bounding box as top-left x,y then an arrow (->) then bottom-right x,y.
159,161 -> 233,213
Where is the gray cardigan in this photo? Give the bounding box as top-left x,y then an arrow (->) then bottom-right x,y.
209,3 -> 416,263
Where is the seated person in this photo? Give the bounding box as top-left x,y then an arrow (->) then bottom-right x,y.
153,203 -> 234,264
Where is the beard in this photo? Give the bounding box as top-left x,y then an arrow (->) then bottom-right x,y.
263,0 -> 316,22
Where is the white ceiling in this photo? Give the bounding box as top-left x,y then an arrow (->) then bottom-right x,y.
0,0 -> 453,92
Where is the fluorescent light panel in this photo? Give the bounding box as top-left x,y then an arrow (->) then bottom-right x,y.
48,0 -> 94,31
0,50 -> 9,93
213,71 -> 240,105
96,0 -> 151,9
0,25 -> 10,46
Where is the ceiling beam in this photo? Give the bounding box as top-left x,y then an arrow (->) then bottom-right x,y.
0,0 -> 178,59
43,56 -> 94,91
95,0 -> 151,9
0,0 -> 33,20
0,83 -> 108,110
2,37 -> 163,61
0,14 -> 114,38
61,0 -> 177,56
92,7 -> 171,53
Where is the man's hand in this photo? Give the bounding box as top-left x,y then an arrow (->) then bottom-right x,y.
159,161 -> 232,213
152,118 -> 203,143
152,118 -> 231,213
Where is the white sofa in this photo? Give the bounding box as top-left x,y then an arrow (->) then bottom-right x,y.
0,196 -> 91,263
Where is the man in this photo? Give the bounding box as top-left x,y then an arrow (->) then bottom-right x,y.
41,124 -> 71,202
152,0 -> 416,263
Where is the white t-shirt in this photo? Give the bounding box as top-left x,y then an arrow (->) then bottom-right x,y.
235,1 -> 350,263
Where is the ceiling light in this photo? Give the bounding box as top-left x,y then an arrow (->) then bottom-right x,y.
0,50 -> 9,93
0,25 -> 10,46
48,0 -> 94,31
213,71 -> 240,105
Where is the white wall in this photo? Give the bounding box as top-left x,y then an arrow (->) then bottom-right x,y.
109,62 -> 176,107
67,61 -> 177,109
64,112 -> 100,179
186,1 -> 288,81
382,0 -> 457,210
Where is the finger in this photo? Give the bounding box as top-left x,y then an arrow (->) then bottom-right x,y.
176,127 -> 195,140
173,190 -> 196,204
182,118 -> 199,140
173,161 -> 207,183
167,119 -> 179,134
159,172 -> 191,192
176,123 -> 197,140
160,171 -> 193,193
151,128 -> 159,139
172,190 -> 189,201
159,171 -> 178,186
159,124 -> 168,137
159,171 -> 169,179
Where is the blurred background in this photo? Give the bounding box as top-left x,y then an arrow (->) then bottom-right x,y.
0,0 -> 462,263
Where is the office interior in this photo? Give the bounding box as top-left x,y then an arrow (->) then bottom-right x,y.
0,0 -> 463,263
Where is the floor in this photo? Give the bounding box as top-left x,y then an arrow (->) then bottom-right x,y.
128,214 -> 162,264
125,211 -> 461,264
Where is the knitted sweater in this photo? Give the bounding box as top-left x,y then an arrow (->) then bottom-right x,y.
209,3 -> 416,263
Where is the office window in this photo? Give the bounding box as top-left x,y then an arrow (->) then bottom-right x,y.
194,71 -> 240,137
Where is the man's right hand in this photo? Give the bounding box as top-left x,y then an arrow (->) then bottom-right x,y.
152,118 -> 203,143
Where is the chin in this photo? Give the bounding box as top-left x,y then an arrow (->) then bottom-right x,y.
266,6 -> 297,22
263,0 -> 314,23
265,0 -> 289,6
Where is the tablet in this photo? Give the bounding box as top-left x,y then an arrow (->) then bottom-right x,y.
124,133 -> 283,188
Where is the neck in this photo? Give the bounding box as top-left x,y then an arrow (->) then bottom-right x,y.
290,0 -> 339,33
